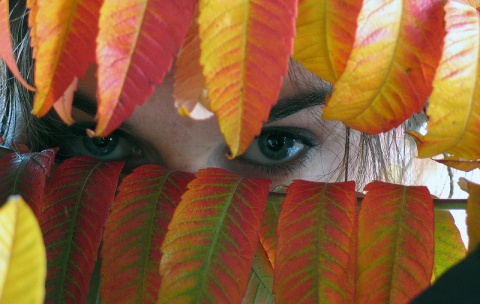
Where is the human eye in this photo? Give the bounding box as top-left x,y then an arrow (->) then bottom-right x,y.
54,122 -> 151,171
235,126 -> 319,176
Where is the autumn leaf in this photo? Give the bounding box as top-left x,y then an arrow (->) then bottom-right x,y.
0,0 -> 34,91
418,0 -> 480,159
158,168 -> 270,303
174,6 -> 213,120
293,0 -> 361,83
322,0 -> 444,134
198,0 -> 298,157
40,157 -> 123,303
0,149 -> 57,219
274,180 -> 357,303
434,156 -> 480,172
356,181 -> 434,303
95,0 -> 196,137
28,0 -> 101,118
0,196 -> 46,304
101,165 -> 193,304
432,210 -> 466,281
258,193 -> 282,267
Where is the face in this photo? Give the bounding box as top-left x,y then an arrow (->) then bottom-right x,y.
63,60 -> 347,189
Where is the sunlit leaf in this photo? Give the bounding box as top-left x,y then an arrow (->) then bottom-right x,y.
174,6 -> 213,120
418,0 -> 480,159
356,181 -> 434,303
243,243 -> 274,304
95,0 -> 196,136
158,168 -> 271,303
0,0 -> 34,91
101,165 -> 193,304
0,149 -> 57,219
52,77 -> 78,125
274,180 -> 357,303
0,196 -> 46,304
259,193 -> 282,267
434,156 -> 480,172
459,178 -> 480,253
28,0 -> 101,118
40,157 -> 123,303
198,0 -> 297,157
322,0 -> 444,134
432,210 -> 466,281
293,0 -> 361,83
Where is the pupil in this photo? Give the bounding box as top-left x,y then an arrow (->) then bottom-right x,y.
83,135 -> 118,156
266,135 -> 285,152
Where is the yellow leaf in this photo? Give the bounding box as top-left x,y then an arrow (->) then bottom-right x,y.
419,0 -> 480,159
293,0 -> 361,83
322,0 -> 444,134
0,196 -> 46,304
199,0 -> 297,157
434,156 -> 480,172
459,178 -> 480,253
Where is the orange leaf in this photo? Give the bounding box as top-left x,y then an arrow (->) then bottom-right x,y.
28,0 -> 101,118
433,210 -> 466,281
95,0 -> 196,136
459,178 -> 480,253
434,156 -> 480,172
0,0 -> 34,91
356,181 -> 434,303
158,168 -> 270,303
198,0 -> 297,157
174,6 -> 213,120
274,180 -> 357,303
293,0 -> 361,83
322,0 -> 444,134
101,165 -> 193,304
418,0 -> 480,159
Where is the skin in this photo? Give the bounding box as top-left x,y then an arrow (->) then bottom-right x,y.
74,61 -> 348,189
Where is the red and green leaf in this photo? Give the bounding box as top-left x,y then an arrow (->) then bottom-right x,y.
158,168 -> 270,303
198,0 -> 297,157
100,165 -> 193,304
418,0 -> 480,159
0,0 -> 34,90
356,181 -> 434,303
243,243 -> 274,304
432,210 -> 466,281
40,157 -> 123,303
0,149 -> 57,219
274,180 -> 357,303
27,0 -> 101,118
94,0 -> 196,136
293,0 -> 361,83
322,0 -> 444,134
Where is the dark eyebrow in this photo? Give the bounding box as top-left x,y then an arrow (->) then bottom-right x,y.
267,88 -> 330,123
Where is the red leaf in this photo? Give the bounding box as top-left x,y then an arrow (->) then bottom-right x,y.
95,0 -> 196,136
0,0 -> 34,91
40,157 -> 123,303
356,181 -> 434,303
158,168 -> 271,303
0,149 -> 57,219
259,193 -> 282,267
27,0 -> 101,118
101,165 -> 193,304
274,181 -> 357,303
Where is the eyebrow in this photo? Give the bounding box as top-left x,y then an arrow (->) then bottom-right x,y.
267,88 -> 329,123
73,87 -> 330,126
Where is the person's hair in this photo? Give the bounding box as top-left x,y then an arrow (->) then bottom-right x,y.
1,1 -> 434,193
